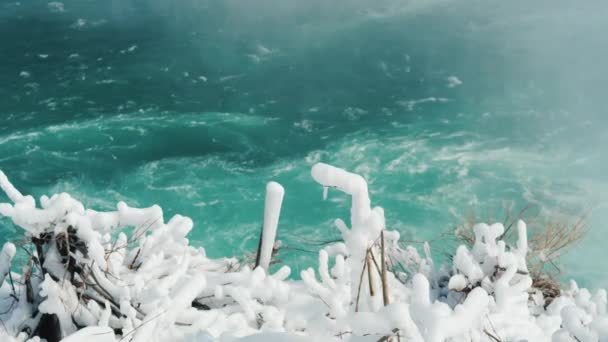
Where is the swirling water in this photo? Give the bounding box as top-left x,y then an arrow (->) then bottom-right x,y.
1,0 -> 607,286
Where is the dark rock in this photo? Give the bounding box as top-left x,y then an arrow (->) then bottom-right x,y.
35,313 -> 62,342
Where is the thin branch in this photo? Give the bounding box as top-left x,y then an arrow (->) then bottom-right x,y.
367,250 -> 375,297
355,250 -> 369,312
381,231 -> 389,306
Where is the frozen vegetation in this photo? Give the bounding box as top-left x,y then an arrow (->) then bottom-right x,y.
0,164 -> 606,341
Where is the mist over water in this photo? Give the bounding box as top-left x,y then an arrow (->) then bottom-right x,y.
1,0 -> 607,286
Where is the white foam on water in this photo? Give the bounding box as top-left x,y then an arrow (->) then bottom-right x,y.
446,75 -> 462,88
0,131 -> 40,145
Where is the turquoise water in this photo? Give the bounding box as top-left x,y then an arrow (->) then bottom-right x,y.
1,0 -> 607,286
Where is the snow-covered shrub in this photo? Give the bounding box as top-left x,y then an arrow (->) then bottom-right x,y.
0,165 -> 606,342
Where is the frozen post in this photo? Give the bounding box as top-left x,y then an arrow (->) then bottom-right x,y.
255,181 -> 285,271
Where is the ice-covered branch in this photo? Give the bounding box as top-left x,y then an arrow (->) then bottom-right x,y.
311,163 -> 371,226
0,170 -> 26,204
0,242 -> 16,286
309,163 -> 403,312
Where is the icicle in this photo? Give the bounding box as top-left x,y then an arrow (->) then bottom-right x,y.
322,186 -> 329,200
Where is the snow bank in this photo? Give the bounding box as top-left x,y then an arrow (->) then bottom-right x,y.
0,164 -> 605,342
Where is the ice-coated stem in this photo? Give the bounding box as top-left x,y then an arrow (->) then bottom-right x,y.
311,163 -> 385,310
256,181 -> 285,270
311,163 -> 371,226
0,242 -> 16,286
0,170 -> 25,203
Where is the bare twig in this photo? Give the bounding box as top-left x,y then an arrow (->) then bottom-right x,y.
500,204 -> 534,240
254,224 -> 264,269
367,250 -> 375,297
129,248 -> 141,270
368,249 -> 383,278
118,309 -> 168,342
381,231 -> 389,306
484,329 -> 502,342
355,250 -> 368,312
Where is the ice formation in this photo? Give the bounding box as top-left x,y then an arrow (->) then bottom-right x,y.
0,165 -> 606,342
257,182 -> 284,271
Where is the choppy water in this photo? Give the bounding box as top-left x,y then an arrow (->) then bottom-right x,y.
1,0 -> 607,286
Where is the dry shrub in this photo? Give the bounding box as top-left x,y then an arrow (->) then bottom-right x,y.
453,204 -> 589,304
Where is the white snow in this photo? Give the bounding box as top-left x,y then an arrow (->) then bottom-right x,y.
60,327 -> 114,342
0,164 -> 605,342
448,274 -> 467,291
